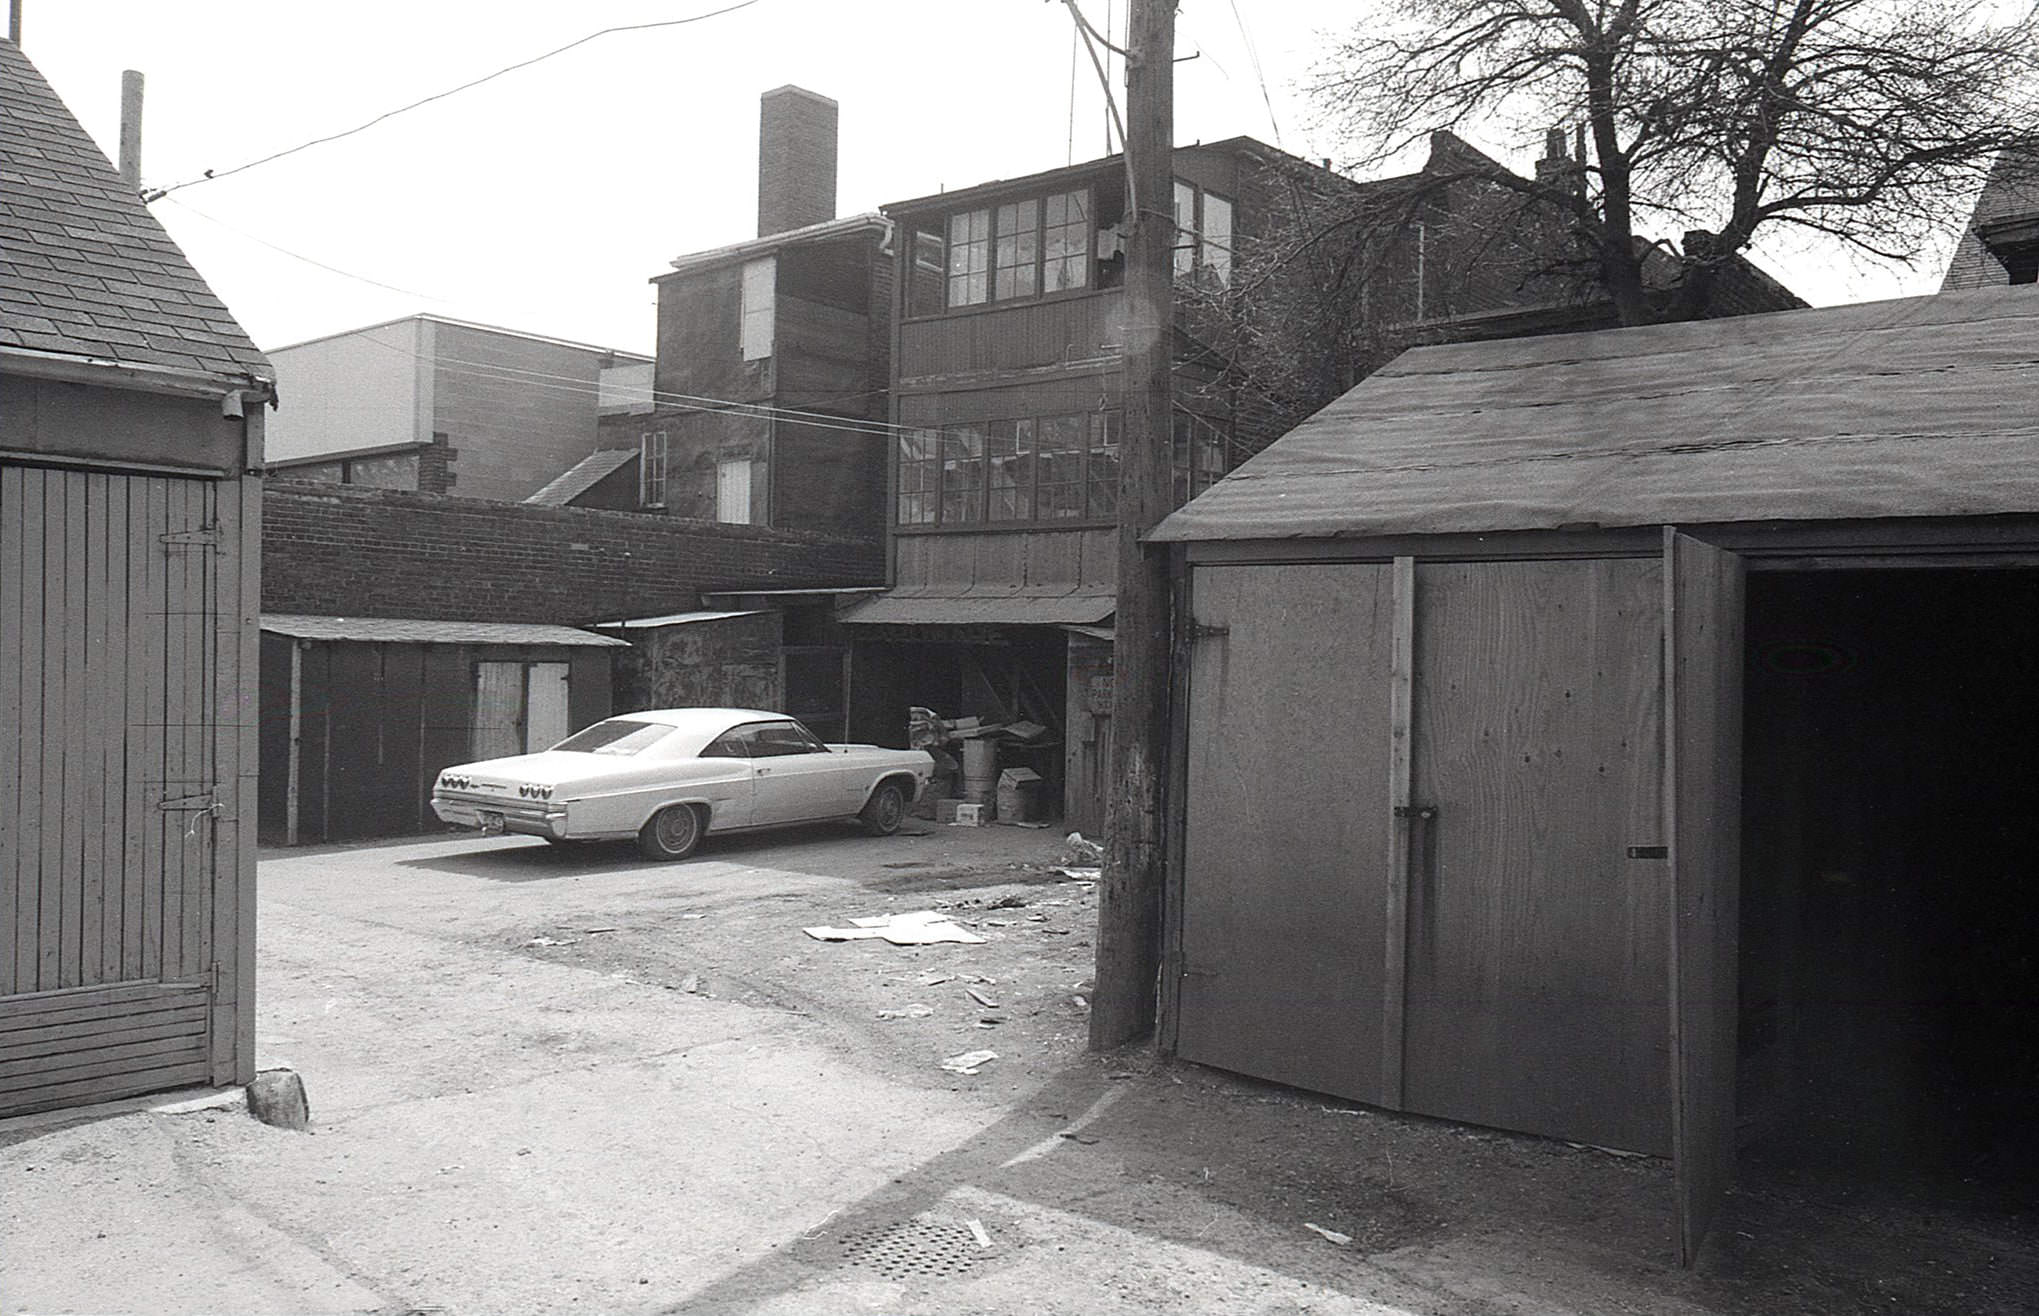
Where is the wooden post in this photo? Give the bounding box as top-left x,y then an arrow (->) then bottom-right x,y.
119,70 -> 143,193
1090,0 -> 1174,1051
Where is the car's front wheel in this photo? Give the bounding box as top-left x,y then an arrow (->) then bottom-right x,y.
638,804 -> 703,860
859,781 -> 908,837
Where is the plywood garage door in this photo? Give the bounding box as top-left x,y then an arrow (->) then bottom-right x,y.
0,466 -> 225,1116
1175,563 -> 1398,1102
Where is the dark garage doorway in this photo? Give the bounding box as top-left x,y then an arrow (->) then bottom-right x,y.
1740,568 -> 2039,1202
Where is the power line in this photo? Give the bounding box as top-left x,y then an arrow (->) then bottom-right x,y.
141,2 -> 763,202
161,197 -> 450,301
1225,0 -> 1282,148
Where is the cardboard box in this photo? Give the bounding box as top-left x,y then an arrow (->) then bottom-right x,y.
952,803 -> 987,827
995,767 -> 1044,823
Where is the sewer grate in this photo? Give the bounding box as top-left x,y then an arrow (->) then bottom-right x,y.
834,1217 -> 984,1281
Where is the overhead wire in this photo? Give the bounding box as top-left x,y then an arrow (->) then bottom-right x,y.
1225,0 -> 1283,147
160,197 -> 451,301
141,1 -> 764,202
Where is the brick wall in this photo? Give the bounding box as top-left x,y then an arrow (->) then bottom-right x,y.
264,480 -> 882,624
758,86 -> 837,237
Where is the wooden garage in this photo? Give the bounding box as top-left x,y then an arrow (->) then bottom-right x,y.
1,40 -> 272,1116
1151,286 -> 2039,1262
258,616 -> 624,845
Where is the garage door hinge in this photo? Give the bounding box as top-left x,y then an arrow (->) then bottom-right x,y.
1189,622 -> 1229,642
160,523 -> 221,549
159,790 -> 218,812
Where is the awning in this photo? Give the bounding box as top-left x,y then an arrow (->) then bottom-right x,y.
260,614 -> 628,647
839,590 -> 1115,627
593,609 -> 767,629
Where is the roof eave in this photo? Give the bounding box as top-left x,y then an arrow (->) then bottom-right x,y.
0,345 -> 274,404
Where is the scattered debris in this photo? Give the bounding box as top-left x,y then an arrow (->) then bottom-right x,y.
804,910 -> 987,946
967,1219 -> 993,1249
1106,1070 -> 1137,1081
1015,821 -> 1051,828
525,935 -> 574,947
681,913 -> 707,920
1059,1132 -> 1100,1145
1565,1141 -> 1649,1159
965,986 -> 1001,1009
967,975 -> 999,985
877,1004 -> 933,1020
918,972 -> 955,987
1070,995 -> 1090,1012
1303,1223 -> 1353,1246
940,1049 -> 999,1075
679,973 -> 702,994
1063,831 -> 1104,860
986,893 -> 1028,909
1055,867 -> 1102,882
583,926 -> 617,934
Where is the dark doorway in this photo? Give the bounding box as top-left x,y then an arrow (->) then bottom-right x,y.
1740,569 -> 2039,1201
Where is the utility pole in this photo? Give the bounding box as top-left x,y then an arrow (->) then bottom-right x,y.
1090,0 -> 1174,1051
119,70 -> 144,193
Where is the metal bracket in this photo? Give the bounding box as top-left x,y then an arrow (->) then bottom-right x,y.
159,523 -> 221,550
1393,805 -> 1438,821
1189,622 -> 1229,642
1627,845 -> 1669,860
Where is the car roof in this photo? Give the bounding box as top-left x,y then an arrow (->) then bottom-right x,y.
617,708 -> 797,735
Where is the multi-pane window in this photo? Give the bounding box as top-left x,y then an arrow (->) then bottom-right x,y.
1043,191 -> 1091,292
919,189 -> 1092,313
994,199 -> 1040,300
941,424 -> 987,523
1172,411 -> 1228,505
897,427 -> 940,524
741,257 -> 776,360
988,419 -> 1034,521
896,407 -> 1216,526
948,209 -> 991,307
1086,412 -> 1120,519
639,430 -> 668,507
1172,180 -> 1235,287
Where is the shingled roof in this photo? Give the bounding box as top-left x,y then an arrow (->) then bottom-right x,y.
0,39 -> 270,382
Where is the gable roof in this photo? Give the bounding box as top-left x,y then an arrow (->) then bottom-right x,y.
0,39 -> 269,383
1152,286 -> 2039,543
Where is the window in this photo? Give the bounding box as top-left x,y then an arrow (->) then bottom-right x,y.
897,426 -> 940,524
988,418 -> 1034,521
554,720 -> 674,756
1171,411 -> 1228,505
741,257 -> 775,360
1172,180 -> 1235,287
1034,414 -> 1086,519
948,209 -> 991,307
919,189 -> 1091,313
994,199 -> 1039,300
1086,411 -> 1119,519
940,424 -> 987,524
639,430 -> 668,507
717,455 -> 755,524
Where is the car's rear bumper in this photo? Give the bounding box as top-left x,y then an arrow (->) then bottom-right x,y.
432,793 -> 569,839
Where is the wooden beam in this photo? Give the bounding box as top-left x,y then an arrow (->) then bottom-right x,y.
1381,555 -> 1415,1109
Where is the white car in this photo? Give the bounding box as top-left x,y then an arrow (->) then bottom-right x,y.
431,708 -> 934,860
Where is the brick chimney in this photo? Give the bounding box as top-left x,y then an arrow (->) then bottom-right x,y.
1535,126 -> 1585,196
757,86 -> 837,237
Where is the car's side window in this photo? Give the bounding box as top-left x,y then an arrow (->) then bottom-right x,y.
700,729 -> 753,759
752,721 -> 825,756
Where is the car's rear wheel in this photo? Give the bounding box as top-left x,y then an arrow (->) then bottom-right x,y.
638,804 -> 703,860
859,780 -> 908,836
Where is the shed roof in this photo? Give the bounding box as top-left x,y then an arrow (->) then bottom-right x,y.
840,589 -> 1115,627
1153,287 -> 2039,543
260,615 -> 627,647
523,448 -> 639,506
0,40 -> 270,382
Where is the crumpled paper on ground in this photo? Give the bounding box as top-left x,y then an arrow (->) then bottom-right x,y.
802,909 -> 988,945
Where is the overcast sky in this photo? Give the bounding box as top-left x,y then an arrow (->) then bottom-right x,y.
24,0 -> 1946,357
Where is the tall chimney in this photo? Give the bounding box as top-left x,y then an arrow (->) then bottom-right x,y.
757,86 -> 837,237
119,69 -> 144,192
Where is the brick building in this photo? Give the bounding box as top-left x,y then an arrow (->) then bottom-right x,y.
584,88 -> 893,543
265,315 -> 652,503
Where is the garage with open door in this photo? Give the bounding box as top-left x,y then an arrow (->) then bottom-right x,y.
1151,286 -> 2039,1263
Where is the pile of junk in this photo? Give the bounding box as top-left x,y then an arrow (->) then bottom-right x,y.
907,706 -> 1053,824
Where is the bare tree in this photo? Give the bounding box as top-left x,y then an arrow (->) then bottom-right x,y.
1313,0 -> 2039,324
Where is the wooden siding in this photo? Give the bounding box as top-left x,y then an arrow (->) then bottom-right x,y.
894,526 -> 1116,594
1,462 -> 249,1115
898,295 -> 1125,387
261,640 -> 614,845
